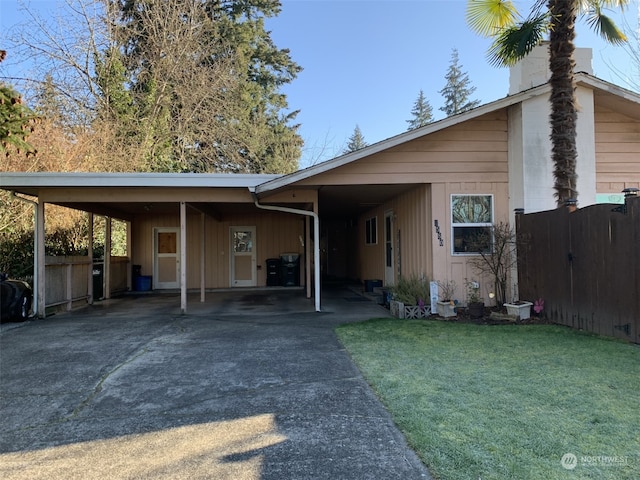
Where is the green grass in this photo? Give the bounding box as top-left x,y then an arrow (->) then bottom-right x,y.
336,319 -> 640,480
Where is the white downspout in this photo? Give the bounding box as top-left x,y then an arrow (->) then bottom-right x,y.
11,191 -> 38,317
250,189 -> 321,312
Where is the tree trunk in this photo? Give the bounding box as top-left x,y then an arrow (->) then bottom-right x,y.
547,0 -> 578,207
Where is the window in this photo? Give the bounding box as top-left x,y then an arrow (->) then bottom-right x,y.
365,216 -> 377,245
451,194 -> 493,254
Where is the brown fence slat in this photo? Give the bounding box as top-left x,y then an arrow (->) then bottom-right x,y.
517,197 -> 639,343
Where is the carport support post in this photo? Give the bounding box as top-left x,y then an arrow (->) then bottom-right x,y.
200,212 -> 205,303
180,201 -> 187,314
104,217 -> 111,300
36,200 -> 45,318
87,213 -> 94,303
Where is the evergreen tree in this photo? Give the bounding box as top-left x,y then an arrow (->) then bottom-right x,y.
406,89 -> 433,130
344,125 -> 367,153
439,48 -> 480,116
112,0 -> 303,174
0,50 -> 37,157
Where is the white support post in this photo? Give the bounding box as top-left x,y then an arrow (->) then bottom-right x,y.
305,216 -> 311,299
104,217 -> 112,300
200,212 -> 205,303
36,201 -> 45,318
180,202 -> 187,314
88,213 -> 94,303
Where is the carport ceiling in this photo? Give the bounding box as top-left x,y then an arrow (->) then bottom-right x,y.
317,184 -> 418,218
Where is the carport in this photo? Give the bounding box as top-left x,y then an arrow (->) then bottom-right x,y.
1,172 -> 324,316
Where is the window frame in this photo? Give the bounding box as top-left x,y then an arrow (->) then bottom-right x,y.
365,216 -> 378,245
450,194 -> 494,256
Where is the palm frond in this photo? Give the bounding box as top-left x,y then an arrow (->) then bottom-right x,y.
583,5 -> 628,44
486,14 -> 549,67
466,0 -> 520,37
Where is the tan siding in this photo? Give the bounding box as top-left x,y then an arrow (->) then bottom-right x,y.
132,210 -> 303,289
595,105 -> 640,188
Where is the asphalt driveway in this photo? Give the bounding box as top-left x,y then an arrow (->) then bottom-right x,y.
0,288 -> 431,479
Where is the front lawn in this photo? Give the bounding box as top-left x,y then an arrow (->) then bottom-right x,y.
336,319 -> 640,480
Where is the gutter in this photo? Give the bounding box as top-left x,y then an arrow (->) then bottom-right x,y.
250,189 -> 321,312
10,192 -> 38,317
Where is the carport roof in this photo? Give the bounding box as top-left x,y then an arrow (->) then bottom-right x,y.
0,172 -> 283,197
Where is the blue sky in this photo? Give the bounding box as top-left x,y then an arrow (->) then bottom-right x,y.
2,0 -> 640,167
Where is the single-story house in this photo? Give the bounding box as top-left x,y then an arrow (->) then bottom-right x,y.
2,45 -> 639,316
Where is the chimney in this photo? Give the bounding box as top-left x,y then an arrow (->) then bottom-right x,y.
509,42 -> 593,95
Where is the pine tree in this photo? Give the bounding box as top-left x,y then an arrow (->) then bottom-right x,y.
113,0 -> 303,174
406,89 -> 433,130
439,48 -> 480,116
344,125 -> 367,153
0,50 -> 37,157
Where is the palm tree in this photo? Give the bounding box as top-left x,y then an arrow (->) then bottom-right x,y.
466,0 -> 629,207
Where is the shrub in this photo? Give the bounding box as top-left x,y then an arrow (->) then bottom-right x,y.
390,274 -> 430,306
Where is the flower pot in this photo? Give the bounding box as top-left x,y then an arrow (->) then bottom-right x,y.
504,301 -> 533,320
468,301 -> 485,319
436,301 -> 456,318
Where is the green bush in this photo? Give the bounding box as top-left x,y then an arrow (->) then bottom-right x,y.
390,274 -> 430,306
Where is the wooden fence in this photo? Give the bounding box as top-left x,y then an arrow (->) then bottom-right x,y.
44,255 -> 129,313
516,197 -> 639,343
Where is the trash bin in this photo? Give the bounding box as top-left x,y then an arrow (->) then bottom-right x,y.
134,275 -> 152,291
280,253 -> 300,287
93,263 -> 104,300
266,258 -> 281,286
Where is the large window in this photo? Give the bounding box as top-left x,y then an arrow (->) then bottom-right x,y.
365,216 -> 377,245
451,194 -> 493,254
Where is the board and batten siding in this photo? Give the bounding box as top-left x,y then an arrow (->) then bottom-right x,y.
594,104 -> 640,192
132,210 -> 304,289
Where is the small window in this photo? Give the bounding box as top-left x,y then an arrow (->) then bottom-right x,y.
451,195 -> 493,254
365,217 -> 377,245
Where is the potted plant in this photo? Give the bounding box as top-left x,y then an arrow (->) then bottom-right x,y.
466,279 -> 484,319
389,274 -> 430,319
503,299 -> 533,320
436,280 -> 457,318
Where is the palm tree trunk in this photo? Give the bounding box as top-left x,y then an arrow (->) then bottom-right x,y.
548,0 -> 578,207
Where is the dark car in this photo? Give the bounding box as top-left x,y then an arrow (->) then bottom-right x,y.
1,273 -> 32,322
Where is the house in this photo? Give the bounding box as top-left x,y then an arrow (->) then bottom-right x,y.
2,45 -> 640,316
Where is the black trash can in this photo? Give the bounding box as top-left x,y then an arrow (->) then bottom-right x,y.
280,253 -> 300,287
266,258 -> 281,286
92,263 -> 104,300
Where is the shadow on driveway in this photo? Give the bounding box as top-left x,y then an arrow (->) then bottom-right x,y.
0,288 -> 431,479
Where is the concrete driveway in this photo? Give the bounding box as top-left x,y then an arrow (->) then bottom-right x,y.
0,287 -> 431,479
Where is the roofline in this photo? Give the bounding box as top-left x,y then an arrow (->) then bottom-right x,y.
0,172 -> 283,189
255,83 -> 552,195
256,72 -> 640,195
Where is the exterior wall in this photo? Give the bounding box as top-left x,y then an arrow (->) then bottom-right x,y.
296,111 -> 510,186
594,103 -> 640,194
131,210 -> 304,289
430,181 -> 510,304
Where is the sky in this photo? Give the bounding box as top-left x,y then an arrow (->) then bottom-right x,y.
2,0 -> 640,167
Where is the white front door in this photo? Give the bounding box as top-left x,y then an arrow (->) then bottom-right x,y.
153,227 -> 181,289
231,226 -> 257,287
384,211 -> 395,286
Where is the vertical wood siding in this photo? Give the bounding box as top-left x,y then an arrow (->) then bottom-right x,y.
132,210 -> 304,289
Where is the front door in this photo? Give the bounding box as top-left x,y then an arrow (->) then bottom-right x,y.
153,227 -> 180,289
384,211 -> 395,286
231,226 -> 256,287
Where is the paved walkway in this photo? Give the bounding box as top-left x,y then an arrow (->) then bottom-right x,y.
0,288 -> 431,479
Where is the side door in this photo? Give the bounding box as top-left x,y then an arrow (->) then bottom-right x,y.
384,211 -> 395,286
230,226 -> 257,287
153,227 -> 180,289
